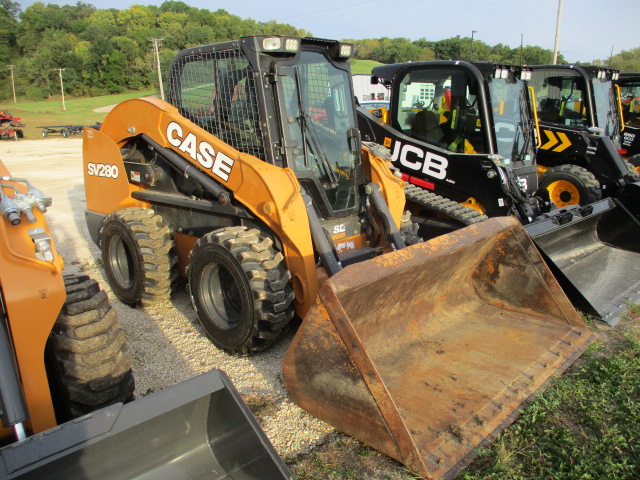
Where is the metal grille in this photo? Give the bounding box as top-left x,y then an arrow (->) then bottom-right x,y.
169,48 -> 265,160
281,62 -> 333,128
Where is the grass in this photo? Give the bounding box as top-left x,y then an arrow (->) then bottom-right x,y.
459,316 -> 640,480
0,89 -> 155,138
350,59 -> 383,75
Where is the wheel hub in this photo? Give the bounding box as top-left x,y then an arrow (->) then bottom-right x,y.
546,180 -> 579,208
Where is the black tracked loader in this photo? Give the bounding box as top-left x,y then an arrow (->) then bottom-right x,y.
82,36 -> 593,479
357,60 -> 640,325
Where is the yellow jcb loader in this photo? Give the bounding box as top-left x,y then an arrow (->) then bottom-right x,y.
83,35 -> 593,480
0,161 -> 291,479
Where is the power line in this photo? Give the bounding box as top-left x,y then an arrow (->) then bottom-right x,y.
333,0 -> 516,40
279,0 -> 380,21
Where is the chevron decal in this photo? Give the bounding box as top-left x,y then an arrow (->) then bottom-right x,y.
540,130 -> 572,152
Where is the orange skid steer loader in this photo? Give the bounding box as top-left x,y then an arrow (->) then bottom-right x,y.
82,36 -> 593,479
0,160 -> 292,479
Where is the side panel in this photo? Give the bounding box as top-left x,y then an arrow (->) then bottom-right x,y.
83,127 -> 148,215
358,107 -> 513,216
0,163 -> 65,436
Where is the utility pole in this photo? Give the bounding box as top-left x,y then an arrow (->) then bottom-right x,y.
519,34 -> 523,66
7,65 -> 16,103
552,0 -> 563,64
150,38 -> 165,100
58,67 -> 66,111
608,45 -> 614,68
470,30 -> 477,61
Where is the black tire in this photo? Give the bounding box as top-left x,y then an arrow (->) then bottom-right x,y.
100,207 -> 177,305
188,226 -> 295,355
46,273 -> 135,422
42,130 -> 48,137
539,164 -> 602,207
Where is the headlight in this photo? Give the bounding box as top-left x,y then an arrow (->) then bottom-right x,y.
261,36 -> 300,53
495,68 -> 509,79
284,38 -> 300,52
338,43 -> 354,58
262,37 -> 282,51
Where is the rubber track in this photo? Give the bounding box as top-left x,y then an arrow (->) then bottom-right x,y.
404,182 -> 488,226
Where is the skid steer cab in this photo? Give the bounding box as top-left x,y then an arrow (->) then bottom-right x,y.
358,61 -> 548,228
615,72 -> 640,165
357,60 -> 640,325
84,36 -> 593,479
528,65 -> 640,216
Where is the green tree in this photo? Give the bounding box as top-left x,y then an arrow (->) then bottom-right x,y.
595,47 -> 640,72
0,0 -> 20,67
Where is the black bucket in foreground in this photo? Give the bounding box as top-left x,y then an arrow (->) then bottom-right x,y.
526,197 -> 640,325
0,369 -> 292,480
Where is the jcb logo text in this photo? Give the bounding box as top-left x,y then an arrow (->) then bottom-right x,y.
390,141 -> 448,180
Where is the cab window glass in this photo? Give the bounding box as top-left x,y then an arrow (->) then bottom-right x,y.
394,68 -> 487,154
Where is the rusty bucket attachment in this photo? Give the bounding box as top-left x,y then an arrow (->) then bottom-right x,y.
0,370 -> 292,480
282,216 -> 592,480
526,198 -> 640,326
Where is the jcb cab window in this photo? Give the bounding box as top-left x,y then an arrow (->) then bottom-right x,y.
529,69 -> 587,127
393,68 -> 487,154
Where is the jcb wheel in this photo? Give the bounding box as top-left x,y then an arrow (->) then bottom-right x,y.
188,226 -> 295,355
539,164 -> 601,207
46,274 -> 135,423
100,207 -> 177,305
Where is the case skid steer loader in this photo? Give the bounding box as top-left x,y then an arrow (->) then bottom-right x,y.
0,161 -> 291,479
83,36 -> 593,480
528,65 -> 640,216
357,60 -> 640,325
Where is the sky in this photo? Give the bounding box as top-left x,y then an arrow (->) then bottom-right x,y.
17,0 -> 640,64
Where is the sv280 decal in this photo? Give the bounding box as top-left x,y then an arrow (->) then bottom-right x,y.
87,162 -> 119,178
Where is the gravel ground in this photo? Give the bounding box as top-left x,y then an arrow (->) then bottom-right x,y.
0,138 -> 335,458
